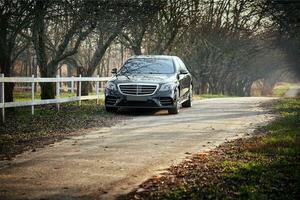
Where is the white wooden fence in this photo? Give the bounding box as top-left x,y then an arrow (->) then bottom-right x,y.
0,74 -> 110,122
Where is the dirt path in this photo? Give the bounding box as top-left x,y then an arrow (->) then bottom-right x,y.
284,84 -> 300,97
0,97 -> 275,200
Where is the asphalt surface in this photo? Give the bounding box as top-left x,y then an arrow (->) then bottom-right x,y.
0,97 -> 276,200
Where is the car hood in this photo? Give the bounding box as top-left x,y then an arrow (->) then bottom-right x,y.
111,74 -> 176,84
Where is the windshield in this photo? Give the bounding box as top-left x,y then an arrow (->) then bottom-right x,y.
119,58 -> 175,74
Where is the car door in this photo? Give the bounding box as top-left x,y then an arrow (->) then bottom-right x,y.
176,57 -> 191,98
174,57 -> 185,98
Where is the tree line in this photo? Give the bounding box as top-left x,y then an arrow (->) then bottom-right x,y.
0,0 -> 299,101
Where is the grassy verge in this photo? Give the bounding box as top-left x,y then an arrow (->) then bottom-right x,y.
272,83 -> 291,97
0,100 -> 125,160
121,98 -> 300,200
13,91 -> 104,101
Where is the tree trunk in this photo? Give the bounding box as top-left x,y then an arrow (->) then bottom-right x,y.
81,27 -> 123,96
0,15 -> 14,102
33,1 -> 56,99
133,45 -> 142,55
4,83 -> 14,103
245,84 -> 252,96
0,54 -> 14,102
200,79 -> 208,94
236,80 -> 246,96
40,82 -> 55,99
39,64 -> 56,99
81,82 -> 92,96
261,73 -> 281,97
261,80 -> 275,96
39,75 -> 56,99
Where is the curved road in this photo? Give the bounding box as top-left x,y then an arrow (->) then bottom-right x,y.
0,97 -> 275,200
284,84 -> 300,97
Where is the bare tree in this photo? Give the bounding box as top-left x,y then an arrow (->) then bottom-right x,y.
73,0 -> 162,95
3,0 -> 296,100
171,0 -> 281,96
120,0 -> 165,55
263,0 -> 300,78
31,0 -> 98,99
0,0 -> 34,102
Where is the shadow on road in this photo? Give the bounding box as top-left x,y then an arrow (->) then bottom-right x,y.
117,108 -> 168,116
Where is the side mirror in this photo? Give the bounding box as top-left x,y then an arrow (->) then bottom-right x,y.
179,69 -> 188,74
111,68 -> 117,75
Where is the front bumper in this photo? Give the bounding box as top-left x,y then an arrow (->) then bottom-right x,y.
105,88 -> 176,109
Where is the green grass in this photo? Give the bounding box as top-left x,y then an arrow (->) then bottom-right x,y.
272,83 -> 290,97
131,98 -> 300,200
13,91 -> 104,102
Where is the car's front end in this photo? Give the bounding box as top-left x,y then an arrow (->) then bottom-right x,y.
105,79 -> 178,110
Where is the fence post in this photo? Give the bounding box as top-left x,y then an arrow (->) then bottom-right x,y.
96,75 -> 99,104
56,75 -> 60,111
78,74 -> 81,106
31,74 -> 35,115
71,76 -> 74,93
1,74 -> 4,123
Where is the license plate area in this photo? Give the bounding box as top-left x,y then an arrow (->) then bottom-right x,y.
126,95 -> 148,101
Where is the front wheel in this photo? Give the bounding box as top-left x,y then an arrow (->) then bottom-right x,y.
168,92 -> 180,114
182,85 -> 192,108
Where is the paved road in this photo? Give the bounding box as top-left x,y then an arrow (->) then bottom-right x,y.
284,84 -> 300,97
0,97 -> 275,200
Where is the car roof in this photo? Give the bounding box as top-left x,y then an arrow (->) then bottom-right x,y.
128,55 -> 177,60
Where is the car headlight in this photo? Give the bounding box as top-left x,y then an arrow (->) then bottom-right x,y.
160,83 -> 177,92
106,82 -> 117,91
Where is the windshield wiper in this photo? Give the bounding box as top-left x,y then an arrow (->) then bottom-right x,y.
119,71 -> 131,80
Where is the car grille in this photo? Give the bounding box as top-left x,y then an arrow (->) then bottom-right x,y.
118,84 -> 158,96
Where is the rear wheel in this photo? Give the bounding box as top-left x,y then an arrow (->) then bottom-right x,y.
182,85 -> 192,108
105,106 -> 118,113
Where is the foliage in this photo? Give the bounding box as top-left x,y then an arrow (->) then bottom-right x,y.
265,0 -> 300,77
121,0 -> 295,96
272,83 -> 290,97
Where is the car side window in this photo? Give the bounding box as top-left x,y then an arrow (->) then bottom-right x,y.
173,57 -> 181,73
176,57 -> 188,72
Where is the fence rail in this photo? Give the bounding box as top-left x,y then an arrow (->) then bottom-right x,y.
0,74 -> 110,122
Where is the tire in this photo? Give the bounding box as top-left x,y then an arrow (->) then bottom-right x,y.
182,85 -> 192,108
105,106 -> 118,113
168,92 -> 180,114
